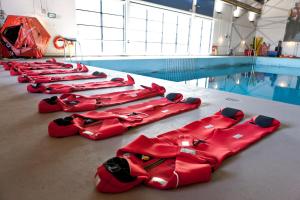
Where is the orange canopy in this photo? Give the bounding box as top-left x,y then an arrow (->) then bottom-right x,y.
0,15 -> 50,58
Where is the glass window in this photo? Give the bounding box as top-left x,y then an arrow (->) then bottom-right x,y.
103,41 -> 124,54
147,31 -> 162,43
77,25 -> 102,40
163,22 -> 177,44
162,43 -> 176,54
129,4 -> 147,19
147,42 -> 162,54
76,10 -> 101,26
79,40 -> 102,56
147,21 -> 162,33
102,14 -> 123,28
127,41 -> 146,54
75,0 -> 100,12
128,18 -> 146,32
102,0 -> 124,15
177,15 -> 190,45
75,0 -> 213,56
103,27 -> 123,41
190,17 -> 203,54
128,30 -> 146,42
200,19 -> 213,55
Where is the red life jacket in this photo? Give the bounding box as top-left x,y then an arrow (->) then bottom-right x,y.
18,71 -> 107,83
1,58 -> 68,70
27,74 -> 135,93
10,63 -> 88,76
1,61 -> 18,70
39,83 -> 166,113
48,93 -> 201,140
11,62 -> 73,70
95,108 -> 280,193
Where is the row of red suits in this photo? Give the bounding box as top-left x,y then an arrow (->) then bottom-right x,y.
0,59 -> 281,193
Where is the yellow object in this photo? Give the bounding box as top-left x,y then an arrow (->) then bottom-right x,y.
141,155 -> 151,161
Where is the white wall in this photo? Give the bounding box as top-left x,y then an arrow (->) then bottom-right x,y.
256,0 -> 296,55
212,1 -> 256,55
0,0 -> 77,56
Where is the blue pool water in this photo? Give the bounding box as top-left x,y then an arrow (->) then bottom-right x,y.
82,57 -> 300,106
185,71 -> 300,106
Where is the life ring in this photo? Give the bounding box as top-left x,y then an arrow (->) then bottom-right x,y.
53,36 -> 66,50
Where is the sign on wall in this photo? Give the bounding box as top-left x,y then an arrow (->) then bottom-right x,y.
284,2 -> 300,41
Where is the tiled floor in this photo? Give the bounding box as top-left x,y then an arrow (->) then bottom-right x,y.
1,59 -> 300,200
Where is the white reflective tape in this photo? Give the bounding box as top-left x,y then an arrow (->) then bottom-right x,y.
151,177 -> 167,186
181,141 -> 190,147
204,124 -> 214,129
83,131 -> 94,136
95,174 -> 101,186
173,171 -> 180,188
180,148 -> 196,155
233,134 -> 243,139
161,110 -> 169,113
129,93 -> 138,97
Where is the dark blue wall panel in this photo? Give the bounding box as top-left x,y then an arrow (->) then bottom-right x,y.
144,0 -> 194,12
196,0 -> 215,17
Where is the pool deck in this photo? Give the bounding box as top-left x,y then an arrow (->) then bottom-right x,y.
1,60 -> 300,200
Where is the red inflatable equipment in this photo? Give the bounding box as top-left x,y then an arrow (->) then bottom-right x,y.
39,83 -> 166,113
0,15 -> 50,58
27,75 -> 135,94
48,93 -> 201,140
10,63 -> 88,76
1,59 -> 73,71
95,108 -> 280,193
12,62 -> 72,71
18,71 -> 107,83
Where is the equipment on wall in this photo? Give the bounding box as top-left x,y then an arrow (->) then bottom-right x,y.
0,15 -> 50,58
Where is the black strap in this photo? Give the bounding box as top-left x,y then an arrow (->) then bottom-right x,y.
166,93 -> 180,102
44,96 -> 58,105
254,115 -> 274,128
92,71 -> 104,76
104,157 -> 136,183
111,77 -> 123,82
184,97 -> 199,104
54,116 -> 73,126
221,107 -> 241,119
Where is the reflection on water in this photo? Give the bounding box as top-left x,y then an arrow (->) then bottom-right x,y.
185,72 -> 300,105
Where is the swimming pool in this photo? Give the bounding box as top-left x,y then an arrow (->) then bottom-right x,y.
81,57 -> 300,106
184,71 -> 300,106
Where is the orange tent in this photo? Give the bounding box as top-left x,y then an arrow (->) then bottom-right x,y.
0,15 -> 50,58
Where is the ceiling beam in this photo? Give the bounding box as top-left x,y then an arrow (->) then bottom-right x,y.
222,0 -> 262,14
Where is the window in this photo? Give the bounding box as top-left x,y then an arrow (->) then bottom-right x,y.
75,0 -> 124,55
75,0 -> 213,56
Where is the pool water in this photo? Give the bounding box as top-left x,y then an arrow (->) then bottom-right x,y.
83,57 -> 300,106
185,72 -> 300,105
139,67 -> 300,106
